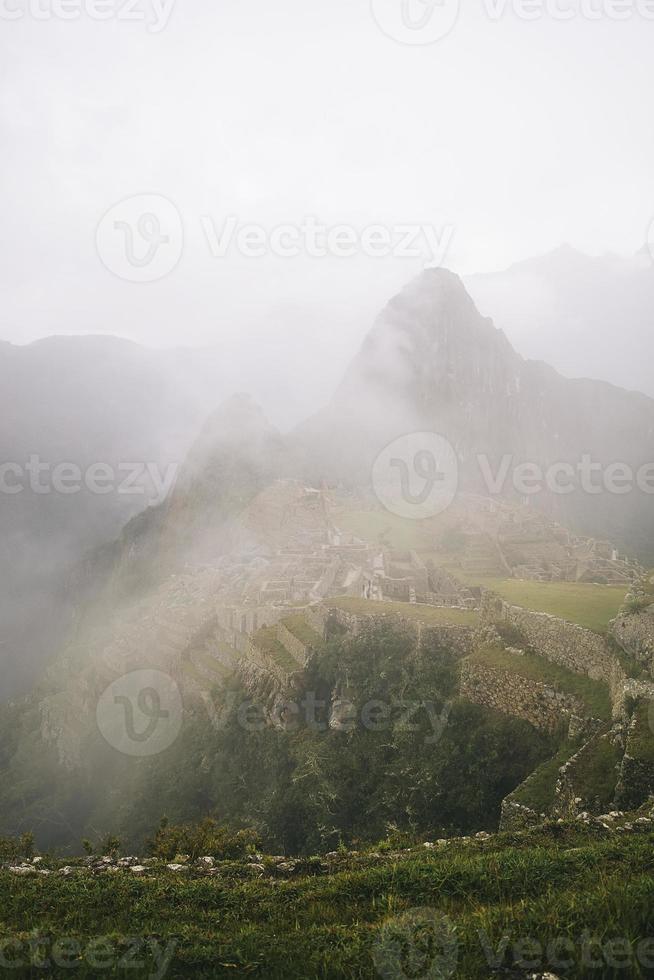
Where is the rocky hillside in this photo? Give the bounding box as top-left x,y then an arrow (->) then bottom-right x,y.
0,336 -> 229,697
294,269 -> 654,561
2,269 -> 654,855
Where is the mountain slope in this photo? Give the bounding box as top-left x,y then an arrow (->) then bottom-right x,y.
294,268 -> 654,559
465,244 -> 654,397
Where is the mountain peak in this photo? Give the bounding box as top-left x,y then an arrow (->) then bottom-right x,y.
390,266 -> 472,310
203,392 -> 271,433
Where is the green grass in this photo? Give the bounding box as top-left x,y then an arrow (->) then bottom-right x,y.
252,626 -> 299,673
1,827 -> 654,977
334,509 -> 434,552
511,740 -> 581,813
468,646 -> 613,720
628,701 -> 654,764
455,575 -> 627,633
281,615 -> 322,648
572,736 -> 623,808
326,596 -> 480,627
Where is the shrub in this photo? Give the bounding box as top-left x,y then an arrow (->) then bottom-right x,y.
81,834 -> 122,857
625,596 -> 653,615
0,832 -> 35,861
147,818 -> 260,861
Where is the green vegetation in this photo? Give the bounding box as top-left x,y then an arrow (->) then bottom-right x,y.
511,740 -> 580,813
333,508 -> 433,551
625,575 -> 654,614
0,831 -> 34,862
573,736 -> 623,808
468,645 -> 613,720
252,626 -> 299,673
457,575 -> 627,633
281,614 -> 322,647
628,701 -> 654,764
147,818 -> 260,862
0,622 -> 554,856
1,826 -> 654,977
326,596 -> 479,627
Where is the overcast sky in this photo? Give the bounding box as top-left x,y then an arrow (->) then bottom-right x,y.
1,0 -> 653,362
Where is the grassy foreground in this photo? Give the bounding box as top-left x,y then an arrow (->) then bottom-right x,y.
2,825 -> 654,978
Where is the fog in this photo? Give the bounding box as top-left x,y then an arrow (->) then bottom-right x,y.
1,0 -> 654,853
2,0 -> 654,380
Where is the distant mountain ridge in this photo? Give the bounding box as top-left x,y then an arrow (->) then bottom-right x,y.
294,268 -> 654,559
2,262 -> 654,696
465,244 -> 654,397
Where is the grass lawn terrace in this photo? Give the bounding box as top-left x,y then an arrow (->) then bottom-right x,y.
326,596 -> 479,627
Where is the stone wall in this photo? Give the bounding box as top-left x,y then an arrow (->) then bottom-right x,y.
611,608 -> 654,676
481,593 -> 632,716
304,604 -> 329,637
500,799 -> 545,831
321,606 -> 475,660
615,754 -> 654,810
275,621 -> 311,666
459,659 -> 584,734
553,730 -> 622,817
615,710 -> 654,809
482,593 -> 614,679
